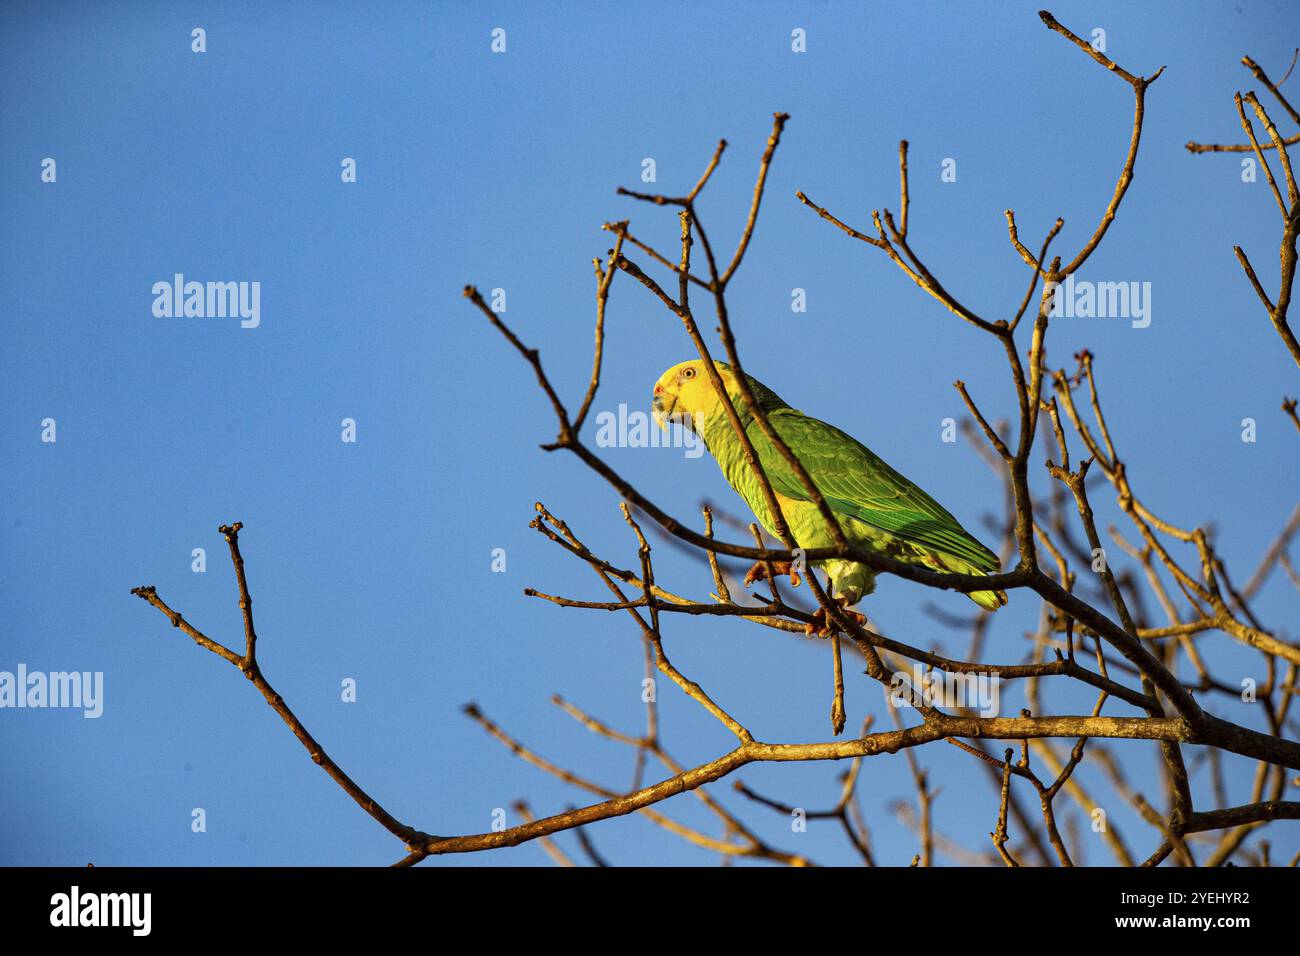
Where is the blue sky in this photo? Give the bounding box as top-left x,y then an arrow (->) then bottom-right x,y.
2,0 -> 1297,866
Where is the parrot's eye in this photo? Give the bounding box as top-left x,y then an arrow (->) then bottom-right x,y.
682,368 -> 696,380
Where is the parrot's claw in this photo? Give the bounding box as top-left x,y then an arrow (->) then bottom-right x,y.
804,601 -> 867,637
743,560 -> 801,589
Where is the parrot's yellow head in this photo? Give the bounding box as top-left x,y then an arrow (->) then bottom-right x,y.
652,360 -> 789,435
652,360 -> 737,433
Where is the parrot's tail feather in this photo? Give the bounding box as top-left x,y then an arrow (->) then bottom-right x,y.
968,588 -> 1008,611
931,552 -> 1008,611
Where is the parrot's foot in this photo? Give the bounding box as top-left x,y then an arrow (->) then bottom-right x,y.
743,560 -> 801,590
804,600 -> 867,637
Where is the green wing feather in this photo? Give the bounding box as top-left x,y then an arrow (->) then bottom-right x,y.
747,407 -> 1000,572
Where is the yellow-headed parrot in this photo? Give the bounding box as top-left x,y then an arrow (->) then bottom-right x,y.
652,359 -> 1007,631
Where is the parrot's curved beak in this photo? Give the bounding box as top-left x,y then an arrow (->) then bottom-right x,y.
651,390 -> 675,431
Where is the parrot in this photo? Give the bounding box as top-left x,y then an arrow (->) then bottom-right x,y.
651,359 -> 1007,634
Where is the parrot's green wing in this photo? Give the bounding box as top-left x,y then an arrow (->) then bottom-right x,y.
748,408 -> 1000,572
